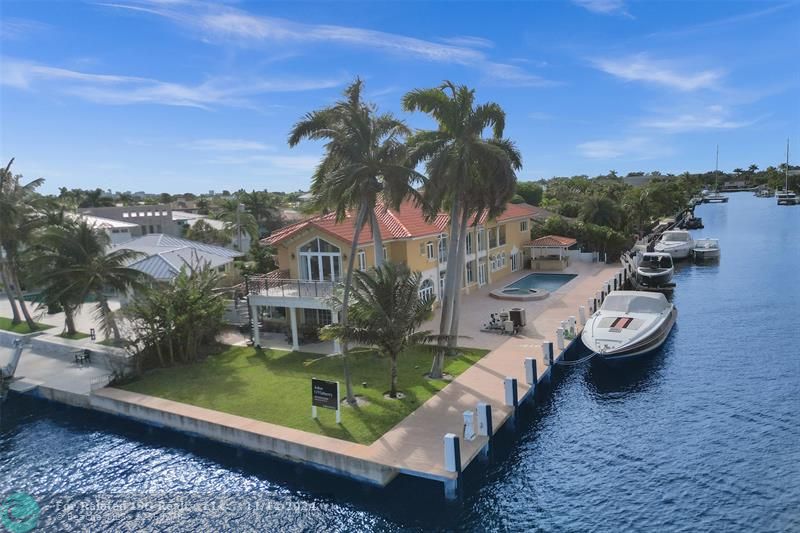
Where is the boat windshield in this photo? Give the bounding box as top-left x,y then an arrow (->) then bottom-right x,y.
641,255 -> 672,269
602,293 -> 668,314
661,231 -> 689,242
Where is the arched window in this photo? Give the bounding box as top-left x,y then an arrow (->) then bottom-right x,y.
419,278 -> 434,300
299,237 -> 342,281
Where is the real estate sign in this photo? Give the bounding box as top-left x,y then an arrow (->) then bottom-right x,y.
311,378 -> 339,410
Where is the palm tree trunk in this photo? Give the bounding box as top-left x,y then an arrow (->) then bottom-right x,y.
99,294 -> 121,344
0,264 -> 21,324
447,209 -> 470,351
10,269 -> 36,331
370,209 -> 384,268
63,303 -> 77,336
340,203 -> 369,404
390,352 -> 398,398
431,196 -> 462,379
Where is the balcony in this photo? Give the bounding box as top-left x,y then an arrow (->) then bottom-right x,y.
245,276 -> 336,300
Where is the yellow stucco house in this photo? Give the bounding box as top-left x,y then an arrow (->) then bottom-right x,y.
248,199 -> 548,349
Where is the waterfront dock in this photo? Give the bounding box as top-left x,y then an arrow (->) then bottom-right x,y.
58,262 -> 624,496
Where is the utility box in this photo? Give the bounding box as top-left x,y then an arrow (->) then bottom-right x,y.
510,308 -> 526,327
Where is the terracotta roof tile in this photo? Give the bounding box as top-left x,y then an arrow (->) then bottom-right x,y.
263,200 -> 547,246
524,235 -> 577,247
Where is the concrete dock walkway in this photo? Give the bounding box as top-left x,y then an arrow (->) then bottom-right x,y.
85,262 -> 621,488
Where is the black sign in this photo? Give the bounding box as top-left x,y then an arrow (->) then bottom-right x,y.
311,379 -> 339,410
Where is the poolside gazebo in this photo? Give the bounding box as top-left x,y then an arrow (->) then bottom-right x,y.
523,235 -> 577,271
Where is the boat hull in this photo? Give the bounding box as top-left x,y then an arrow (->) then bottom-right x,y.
636,269 -> 673,287
654,244 -> 692,259
693,249 -> 720,260
584,308 -> 677,365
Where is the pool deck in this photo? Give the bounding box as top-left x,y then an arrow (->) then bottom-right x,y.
83,261 -> 625,491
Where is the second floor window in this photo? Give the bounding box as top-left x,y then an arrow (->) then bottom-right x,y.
357,250 -> 366,271
489,228 -> 497,249
520,220 -> 528,232
438,234 -> 448,261
426,241 -> 435,261
478,228 -> 486,251
466,232 -> 473,254
498,225 -> 506,246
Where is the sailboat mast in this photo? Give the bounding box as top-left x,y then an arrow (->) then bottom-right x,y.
786,138 -> 790,191
715,144 -> 719,189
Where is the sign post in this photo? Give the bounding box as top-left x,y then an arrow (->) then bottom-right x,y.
311,378 -> 341,424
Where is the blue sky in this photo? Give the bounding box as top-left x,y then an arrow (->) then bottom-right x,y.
1,0 -> 798,194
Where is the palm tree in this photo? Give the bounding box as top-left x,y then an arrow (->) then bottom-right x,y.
239,190 -> 281,237
403,82 -> 520,377
580,195 -> 621,228
320,263 -> 438,398
288,78 -> 422,403
213,198 -> 258,252
37,222 -> 148,344
0,158 -> 45,330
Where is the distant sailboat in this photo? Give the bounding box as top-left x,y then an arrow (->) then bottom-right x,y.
776,138 -> 798,206
706,145 -> 729,203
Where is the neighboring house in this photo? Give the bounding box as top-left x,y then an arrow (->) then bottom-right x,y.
111,234 -> 243,283
171,210 -> 251,253
78,204 -> 180,238
250,199 -> 544,350
74,213 -> 138,245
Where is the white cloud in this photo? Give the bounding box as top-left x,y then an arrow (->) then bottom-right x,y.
577,137 -> 671,159
207,153 -> 319,173
573,0 -> 632,17
592,53 -> 723,91
104,1 -> 556,88
641,105 -> 756,132
181,139 -> 275,151
0,18 -> 50,40
1,57 -> 343,108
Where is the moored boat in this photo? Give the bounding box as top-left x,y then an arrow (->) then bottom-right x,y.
581,291 -> 677,364
635,252 -> 674,287
654,230 -> 694,259
693,238 -> 720,260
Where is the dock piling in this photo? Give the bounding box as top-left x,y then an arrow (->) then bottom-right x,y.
579,305 -> 586,325
504,377 -> 519,408
443,433 -> 461,500
556,328 -> 565,351
524,357 -> 537,386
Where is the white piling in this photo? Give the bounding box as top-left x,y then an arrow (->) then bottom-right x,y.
578,305 -> 586,325
556,327 -> 565,351
524,357 -> 537,385
568,316 -> 577,336
504,377 -> 519,408
477,402 -> 493,437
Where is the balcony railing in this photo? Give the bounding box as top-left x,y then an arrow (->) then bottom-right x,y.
245,276 -> 336,299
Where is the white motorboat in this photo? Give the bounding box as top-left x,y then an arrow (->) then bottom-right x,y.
581,291 -> 677,364
693,238 -> 720,260
635,252 -> 674,287
705,191 -> 729,203
654,230 -> 694,259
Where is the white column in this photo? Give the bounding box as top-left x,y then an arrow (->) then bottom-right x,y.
289,307 -> 299,351
251,305 -> 260,347
330,309 -> 341,353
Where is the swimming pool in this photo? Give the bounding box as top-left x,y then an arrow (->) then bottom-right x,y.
489,273 -> 578,301
505,273 -> 577,292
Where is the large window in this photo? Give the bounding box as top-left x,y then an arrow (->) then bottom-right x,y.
439,270 -> 447,294
498,225 -> 506,246
438,234 -> 448,262
419,278 -> 434,300
426,241 -> 435,261
304,308 -> 332,325
299,237 -> 342,282
466,261 -> 475,284
478,228 -> 486,251
488,228 -> 497,249
357,250 -> 366,271
511,251 -> 521,272
466,232 -> 473,254
490,252 -> 507,272
520,220 -> 529,232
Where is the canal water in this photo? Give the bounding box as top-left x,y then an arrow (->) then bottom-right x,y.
2,194 -> 798,532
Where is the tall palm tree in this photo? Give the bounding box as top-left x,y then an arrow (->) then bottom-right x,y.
0,158 -> 45,330
288,78 -> 422,403
320,262 -> 439,398
403,82 -> 520,377
239,190 -> 281,237
580,195 -> 621,228
38,223 -> 148,344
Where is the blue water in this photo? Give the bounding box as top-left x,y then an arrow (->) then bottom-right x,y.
2,194 -> 799,531
506,272 -> 578,292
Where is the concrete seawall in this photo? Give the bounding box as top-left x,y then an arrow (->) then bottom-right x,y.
90,388 -> 399,486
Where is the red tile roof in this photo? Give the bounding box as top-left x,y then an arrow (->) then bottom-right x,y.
264,199 -> 542,246
524,235 -> 577,247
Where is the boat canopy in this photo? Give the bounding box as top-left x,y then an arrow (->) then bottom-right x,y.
641,253 -> 673,269
601,291 -> 669,314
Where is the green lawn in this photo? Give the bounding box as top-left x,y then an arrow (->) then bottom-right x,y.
120,345 -> 488,445
58,331 -> 91,340
0,316 -> 53,334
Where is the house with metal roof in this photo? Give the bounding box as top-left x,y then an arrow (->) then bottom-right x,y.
111,234 -> 243,282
